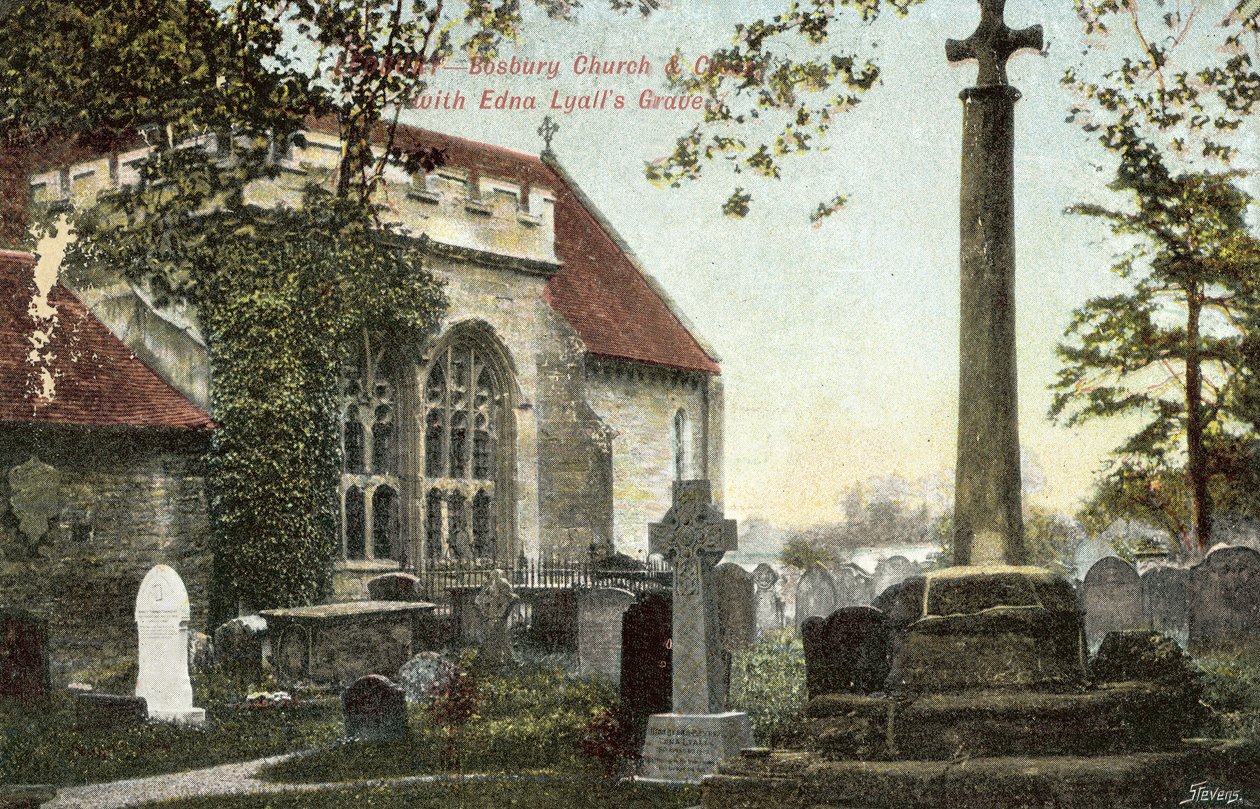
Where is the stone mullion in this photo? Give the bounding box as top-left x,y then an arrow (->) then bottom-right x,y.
363,482 -> 377,560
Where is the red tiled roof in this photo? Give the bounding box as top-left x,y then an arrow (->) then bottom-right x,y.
0,250 -> 215,429
312,118 -> 720,375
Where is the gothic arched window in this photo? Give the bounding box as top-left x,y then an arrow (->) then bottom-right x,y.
339,350 -> 401,561
421,335 -> 511,562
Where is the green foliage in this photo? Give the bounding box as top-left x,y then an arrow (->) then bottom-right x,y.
1052,169 -> 1260,553
0,692 -> 340,786
1195,645 -> 1260,744
647,0 -> 922,220
728,628 -> 807,746
778,536 -> 835,571
269,662 -> 621,783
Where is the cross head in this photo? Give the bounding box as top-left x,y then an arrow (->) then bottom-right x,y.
538,115 -> 559,154
945,0 -> 1043,87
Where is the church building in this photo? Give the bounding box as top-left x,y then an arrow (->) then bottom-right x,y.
3,120 -> 722,678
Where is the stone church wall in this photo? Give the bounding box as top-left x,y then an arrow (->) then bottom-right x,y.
0,426 -> 211,685
584,363 -> 723,556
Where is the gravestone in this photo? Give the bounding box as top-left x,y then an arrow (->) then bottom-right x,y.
343,674 -> 407,741
1141,566 -> 1190,648
795,564 -> 838,629
578,588 -> 634,681
212,614 -> 267,683
641,480 -> 752,784
475,571 -> 518,668
801,606 -> 891,699
716,563 -> 756,654
832,563 -> 874,609
398,651 -> 447,704
366,572 -> 422,601
620,591 -> 672,732
135,565 -> 205,725
871,556 -> 921,602
1190,546 -> 1260,653
752,563 -> 784,639
1083,557 -> 1144,652
528,588 -> 578,652
0,608 -> 48,701
73,691 -> 148,730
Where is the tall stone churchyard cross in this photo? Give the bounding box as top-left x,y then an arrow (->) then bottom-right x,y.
874,0 -> 1086,695
947,0 -> 1042,567
640,480 -> 751,783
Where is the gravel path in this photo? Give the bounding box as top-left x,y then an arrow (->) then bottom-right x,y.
39,756 -> 603,809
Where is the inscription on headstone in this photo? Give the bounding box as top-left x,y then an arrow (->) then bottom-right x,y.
1083,557 -> 1144,652
578,588 -> 634,681
135,564 -> 205,725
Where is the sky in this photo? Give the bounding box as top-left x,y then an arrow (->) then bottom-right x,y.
395,0 -> 1258,529
37,1 -> 1253,530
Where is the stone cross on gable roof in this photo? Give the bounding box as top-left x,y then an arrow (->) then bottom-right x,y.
946,0 -> 1043,87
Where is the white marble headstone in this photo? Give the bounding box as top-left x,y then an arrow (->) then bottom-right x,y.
135,564 -> 205,725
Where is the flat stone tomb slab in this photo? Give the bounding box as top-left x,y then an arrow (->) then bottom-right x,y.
641,712 -> 753,784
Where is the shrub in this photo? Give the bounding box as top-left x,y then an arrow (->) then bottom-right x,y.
580,706 -> 640,779
728,628 -> 807,746
1195,645 -> 1260,744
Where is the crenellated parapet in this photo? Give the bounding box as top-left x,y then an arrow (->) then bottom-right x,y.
29,129 -> 559,274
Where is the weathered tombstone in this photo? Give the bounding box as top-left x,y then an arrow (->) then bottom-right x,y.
135,565 -> 205,725
716,563 -> 756,654
1190,546 -> 1260,653
398,651 -> 447,704
73,691 -> 149,730
832,563 -> 874,609
871,556 -> 921,602
795,564 -> 838,630
578,588 -> 635,681
801,606 -> 891,699
0,608 -> 48,701
342,674 -> 407,741
367,572 -> 422,601
1141,566 -> 1190,648
641,480 -> 752,784
1082,557 -> 1144,652
212,614 -> 267,683
619,591 -> 672,732
752,563 -> 784,639
475,571 -> 518,668
528,589 -> 578,652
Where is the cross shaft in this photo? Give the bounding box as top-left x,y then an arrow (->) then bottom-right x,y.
946,0 -> 1043,87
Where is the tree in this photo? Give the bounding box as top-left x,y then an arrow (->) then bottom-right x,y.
778,536 -> 836,571
1051,170 -> 1260,553
646,0 -> 922,221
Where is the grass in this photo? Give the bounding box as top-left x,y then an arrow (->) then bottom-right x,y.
1195,644 -> 1260,745
266,661 -> 621,783
141,779 -> 700,809
0,692 -> 341,786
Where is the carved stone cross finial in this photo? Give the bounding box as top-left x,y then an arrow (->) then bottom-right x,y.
537,115 -> 559,155
946,0 -> 1043,87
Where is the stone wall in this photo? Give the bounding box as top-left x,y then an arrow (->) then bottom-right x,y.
584,361 -> 721,556
0,425 -> 211,684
